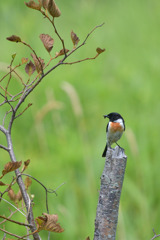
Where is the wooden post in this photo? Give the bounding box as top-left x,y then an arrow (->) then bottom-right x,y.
94,146 -> 127,240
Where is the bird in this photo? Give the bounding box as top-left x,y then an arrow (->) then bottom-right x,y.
102,112 -> 125,157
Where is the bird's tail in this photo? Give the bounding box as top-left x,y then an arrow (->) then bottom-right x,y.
102,144 -> 108,157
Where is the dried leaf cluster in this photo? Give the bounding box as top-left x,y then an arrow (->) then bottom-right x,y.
0,161 -> 22,179
25,0 -> 61,19
36,213 -> 64,233
0,160 -> 31,208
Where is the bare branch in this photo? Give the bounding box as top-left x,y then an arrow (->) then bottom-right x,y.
12,68 -> 26,86
0,64 -> 21,83
63,53 -> 99,65
0,209 -> 18,225
0,92 -> 14,113
0,215 -> 32,227
21,41 -> 44,75
0,228 -> 24,239
5,55 -> 16,97
151,229 -> 160,240
18,229 -> 39,240
0,197 -> 26,217
15,103 -> 32,119
67,23 -> 105,58
19,173 -> 57,214
3,110 -> 12,127
41,10 -> 66,57
4,133 -> 40,240
83,22 -> 105,43
0,144 -> 9,152
0,85 -> 12,97
0,125 -> 7,135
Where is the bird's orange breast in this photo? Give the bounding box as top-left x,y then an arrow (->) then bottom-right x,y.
110,122 -> 124,132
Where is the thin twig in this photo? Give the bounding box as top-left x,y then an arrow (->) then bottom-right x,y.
12,69 -> 26,86
5,56 -> 15,97
3,109 -> 12,127
151,229 -> 160,240
0,64 -> 21,83
18,229 -> 39,240
0,144 -> 9,151
67,23 -> 105,58
0,215 -> 32,227
0,227 -> 24,239
15,103 -> 32,119
0,92 -> 14,113
152,234 -> 160,239
19,174 -> 65,215
54,182 -> 66,192
0,210 -> 16,225
0,197 -> 26,217
0,208 -> 23,225
0,177 -> 16,198
21,41 -> 44,75
41,10 -> 66,57
0,100 -> 6,107
0,85 -> 12,97
19,173 -> 57,214
63,53 -> 99,65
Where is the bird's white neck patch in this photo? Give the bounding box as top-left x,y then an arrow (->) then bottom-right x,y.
114,118 -> 123,124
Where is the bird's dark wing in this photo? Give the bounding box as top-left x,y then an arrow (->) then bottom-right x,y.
102,143 -> 107,157
106,122 -> 109,132
123,119 -> 125,131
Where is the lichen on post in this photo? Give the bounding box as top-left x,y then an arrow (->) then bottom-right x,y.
94,146 -> 127,240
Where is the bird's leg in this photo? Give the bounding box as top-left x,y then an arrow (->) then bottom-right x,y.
116,142 -> 121,148
116,142 -> 124,151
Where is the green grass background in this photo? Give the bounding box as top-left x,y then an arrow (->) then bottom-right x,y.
0,0 -> 160,239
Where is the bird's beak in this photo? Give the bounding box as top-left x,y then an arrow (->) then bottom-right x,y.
103,115 -> 109,119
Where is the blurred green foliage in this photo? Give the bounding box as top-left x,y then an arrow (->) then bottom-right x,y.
0,0 -> 160,239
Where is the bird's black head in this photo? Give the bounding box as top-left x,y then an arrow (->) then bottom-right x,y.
103,112 -> 123,122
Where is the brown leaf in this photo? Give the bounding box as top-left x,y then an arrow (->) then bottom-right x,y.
42,0 -> 49,9
0,181 -> 7,186
12,53 -> 16,60
8,188 -> 16,201
21,57 -> 29,64
8,188 -> 22,202
0,161 -> 22,179
96,47 -> 105,55
21,159 -> 31,172
55,48 -> 69,57
25,176 -> 32,189
24,159 -> 30,167
36,213 -> 64,233
40,34 -> 54,53
25,60 -> 36,76
16,189 -> 22,201
47,0 -> 61,18
6,35 -> 21,43
38,0 -> 42,7
25,0 -> 41,11
71,31 -> 80,47
86,237 -> 90,240
31,53 -> 45,74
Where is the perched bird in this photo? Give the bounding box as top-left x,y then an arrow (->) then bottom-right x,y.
102,112 -> 125,157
